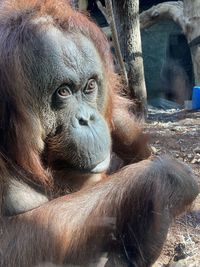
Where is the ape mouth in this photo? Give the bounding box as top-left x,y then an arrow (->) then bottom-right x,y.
90,155 -> 110,173
51,155 -> 110,174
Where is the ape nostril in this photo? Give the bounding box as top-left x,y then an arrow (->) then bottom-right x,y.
78,114 -> 95,126
79,118 -> 89,126
90,114 -> 95,121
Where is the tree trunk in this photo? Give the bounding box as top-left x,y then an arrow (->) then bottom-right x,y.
104,0 -> 128,86
113,0 -> 147,116
140,0 -> 200,85
184,0 -> 200,85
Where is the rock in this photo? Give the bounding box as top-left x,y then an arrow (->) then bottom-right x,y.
151,146 -> 157,154
187,154 -> 193,159
168,259 -> 196,267
191,158 -> 198,164
193,147 -> 200,153
181,147 -> 187,152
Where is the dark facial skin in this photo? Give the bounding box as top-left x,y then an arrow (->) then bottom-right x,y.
28,26 -> 111,173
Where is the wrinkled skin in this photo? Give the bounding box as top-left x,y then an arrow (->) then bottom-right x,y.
29,29 -> 111,172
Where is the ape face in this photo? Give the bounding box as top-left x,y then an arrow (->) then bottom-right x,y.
26,25 -> 111,173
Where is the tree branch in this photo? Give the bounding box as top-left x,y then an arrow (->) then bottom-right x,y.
140,1 -> 185,33
96,1 -> 109,23
103,0 -> 128,86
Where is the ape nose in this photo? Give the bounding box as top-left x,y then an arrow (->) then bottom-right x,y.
77,114 -> 95,126
78,117 -> 89,126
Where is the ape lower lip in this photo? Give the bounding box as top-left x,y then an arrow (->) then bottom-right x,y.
91,155 -> 110,173
51,157 -> 110,174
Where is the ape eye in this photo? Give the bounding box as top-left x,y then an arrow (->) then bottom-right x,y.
57,86 -> 72,98
84,79 -> 97,94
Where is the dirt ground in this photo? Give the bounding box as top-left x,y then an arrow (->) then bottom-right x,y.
145,108 -> 200,267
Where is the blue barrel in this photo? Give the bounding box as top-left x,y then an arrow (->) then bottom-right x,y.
192,86 -> 200,109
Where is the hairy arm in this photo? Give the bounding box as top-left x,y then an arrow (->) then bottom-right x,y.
111,94 -> 151,167
0,157 -> 198,267
112,106 -> 151,165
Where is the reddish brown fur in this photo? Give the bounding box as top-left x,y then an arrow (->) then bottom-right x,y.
0,0 -> 121,185
0,1 -> 198,267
